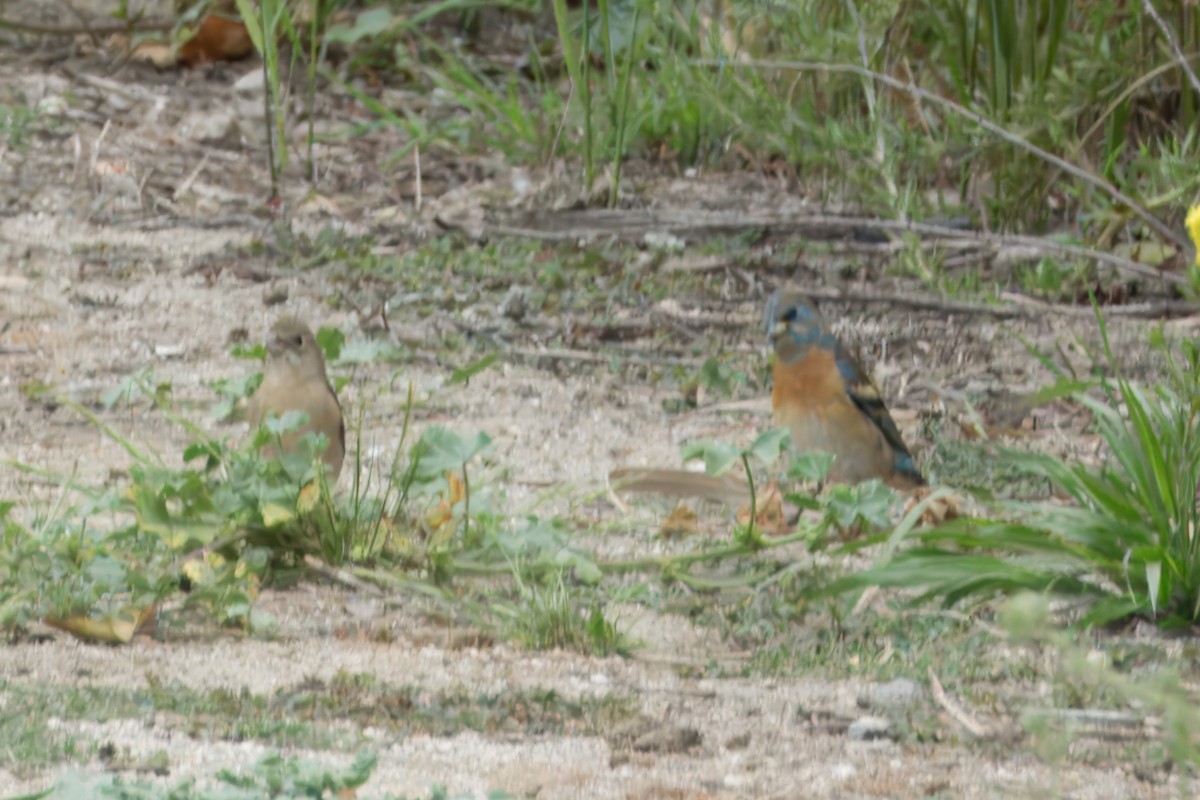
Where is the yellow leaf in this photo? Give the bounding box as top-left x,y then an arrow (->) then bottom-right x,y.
424,498 -> 453,531
445,471 -> 465,505
45,605 -> 157,644
182,558 -> 209,585
297,480 -> 321,514
261,502 -> 294,527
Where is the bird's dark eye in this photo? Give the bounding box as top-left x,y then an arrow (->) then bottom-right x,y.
293,335 -> 304,346
782,307 -> 798,323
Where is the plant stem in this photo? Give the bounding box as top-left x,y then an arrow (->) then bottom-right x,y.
550,0 -> 585,190
461,465 -> 471,547
742,452 -> 758,546
609,0 -> 641,207
581,0 -> 594,191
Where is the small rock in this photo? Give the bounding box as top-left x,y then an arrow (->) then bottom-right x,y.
847,716 -> 893,741
36,94 -> 67,115
233,69 -> 265,95
860,678 -> 924,713
632,724 -> 702,754
643,230 -> 684,252
262,285 -> 288,306
724,733 -> 750,751
344,596 -> 383,621
499,286 -> 531,321
178,108 -> 235,143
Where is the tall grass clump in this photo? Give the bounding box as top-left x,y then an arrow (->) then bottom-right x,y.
837,313 -> 1200,628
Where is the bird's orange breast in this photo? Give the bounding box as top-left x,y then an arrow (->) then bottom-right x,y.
771,347 -> 899,483
772,348 -> 847,413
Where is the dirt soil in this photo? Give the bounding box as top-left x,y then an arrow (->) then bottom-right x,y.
0,6 -> 1190,799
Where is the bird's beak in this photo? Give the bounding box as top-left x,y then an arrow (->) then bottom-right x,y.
265,331 -> 290,359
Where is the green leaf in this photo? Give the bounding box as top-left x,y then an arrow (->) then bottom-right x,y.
745,427 -> 789,466
1029,378 -> 1094,404
182,442 -> 215,464
231,0 -> 264,53
447,352 -> 499,385
248,605 -> 278,635
263,410 -> 310,436
823,481 -> 896,529
997,592 -> 1051,641
411,427 -> 493,476
325,7 -> 395,44
1145,560 -> 1162,615
788,451 -> 835,482
334,337 -> 402,366
680,440 -> 740,475
316,326 -> 346,362
574,558 -> 603,585
231,343 -> 267,361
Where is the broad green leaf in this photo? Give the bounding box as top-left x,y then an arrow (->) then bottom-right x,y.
746,427 -> 789,466
325,8 -> 395,44
263,410 -> 310,436
411,427 -> 493,475
336,337 -> 402,365
316,326 -> 347,362
788,451 -> 835,482
680,439 -> 739,475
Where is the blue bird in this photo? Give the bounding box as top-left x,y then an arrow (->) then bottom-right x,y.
765,290 -> 923,488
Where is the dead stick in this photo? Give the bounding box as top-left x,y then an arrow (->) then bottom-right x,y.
0,16 -> 173,36
928,667 -> 989,738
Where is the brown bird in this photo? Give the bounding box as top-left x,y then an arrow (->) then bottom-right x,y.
765,290 -> 923,489
245,316 -> 345,482
610,290 -> 923,505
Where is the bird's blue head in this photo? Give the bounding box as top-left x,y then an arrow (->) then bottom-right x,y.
765,290 -> 833,360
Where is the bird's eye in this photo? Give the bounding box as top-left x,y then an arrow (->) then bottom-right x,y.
293,335 -> 304,346
782,307 -> 798,323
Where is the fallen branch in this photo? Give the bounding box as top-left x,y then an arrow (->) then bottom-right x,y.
443,209 -> 1188,288
928,667 -> 989,738
799,286 -> 1200,320
0,16 -> 172,36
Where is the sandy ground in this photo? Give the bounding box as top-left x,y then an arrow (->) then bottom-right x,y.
0,5 -> 1190,798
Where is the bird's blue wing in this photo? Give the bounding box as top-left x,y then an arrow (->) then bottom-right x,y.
838,343 -> 924,483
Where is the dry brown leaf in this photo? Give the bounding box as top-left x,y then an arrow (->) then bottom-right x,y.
905,487 -> 963,526
296,194 -> 343,217
129,40 -> 178,68
659,503 -> 699,539
179,15 -> 254,67
736,480 -> 788,534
